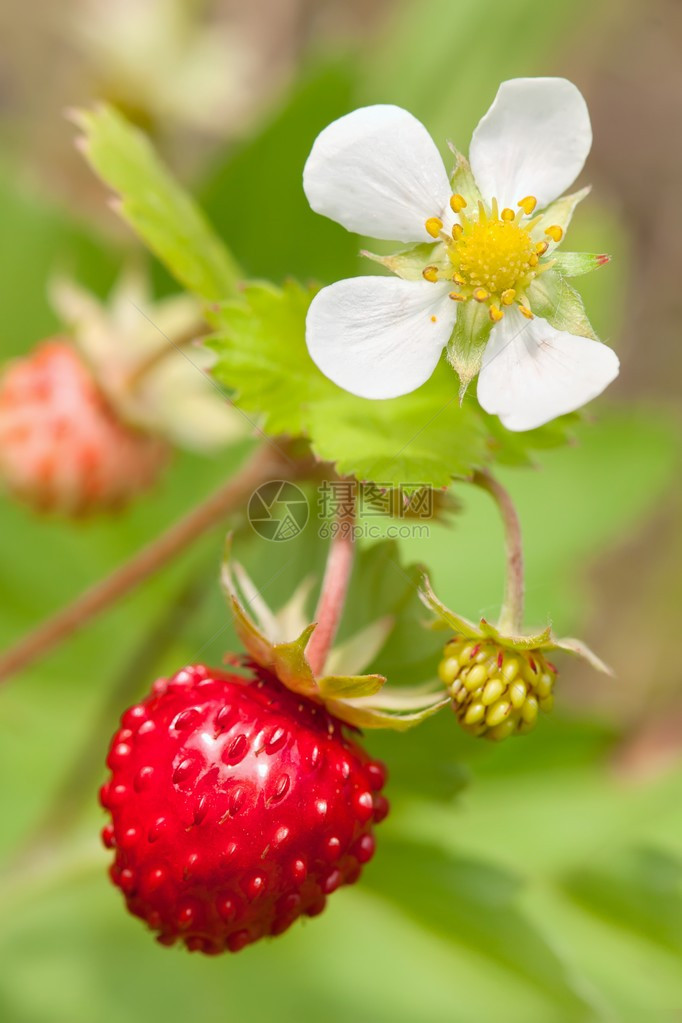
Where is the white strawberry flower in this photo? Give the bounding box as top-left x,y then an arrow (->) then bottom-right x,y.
303,78 -> 619,432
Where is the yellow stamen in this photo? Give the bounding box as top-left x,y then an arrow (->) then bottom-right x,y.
528,253 -> 539,267
535,241 -> 549,255
489,305 -> 504,323
449,291 -> 466,302
501,289 -> 516,306
518,195 -> 537,216
422,265 -> 440,282
545,225 -> 563,243
518,303 -> 534,319
452,272 -> 466,286
452,223 -> 463,240
430,315 -> 438,323
425,217 -> 443,238
450,193 -> 467,213
501,207 -> 515,222
472,287 -> 489,303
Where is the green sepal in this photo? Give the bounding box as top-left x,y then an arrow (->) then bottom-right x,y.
317,674 -> 387,700
418,574 -> 481,639
532,186 -> 591,250
446,301 -> 492,400
447,146 -> 482,207
361,242 -> 447,282
528,271 -> 600,341
326,690 -> 450,731
478,618 -> 553,651
421,574 -> 612,676
544,635 -> 613,675
269,625 -> 321,700
550,252 -> 611,278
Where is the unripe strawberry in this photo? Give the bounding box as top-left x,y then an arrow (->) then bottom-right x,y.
438,638 -> 558,741
0,339 -> 168,515
101,663 -> 388,954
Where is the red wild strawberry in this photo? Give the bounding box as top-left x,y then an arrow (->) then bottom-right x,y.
0,339 -> 168,514
101,663 -> 389,954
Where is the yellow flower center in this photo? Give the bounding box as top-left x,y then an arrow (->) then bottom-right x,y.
450,214 -> 535,295
422,194 -> 563,323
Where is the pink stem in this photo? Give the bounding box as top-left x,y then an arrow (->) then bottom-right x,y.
306,510 -> 356,676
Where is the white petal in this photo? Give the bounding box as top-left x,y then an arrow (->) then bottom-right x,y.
477,307 -> 619,431
306,276 -> 456,399
303,105 -> 452,243
469,78 -> 592,210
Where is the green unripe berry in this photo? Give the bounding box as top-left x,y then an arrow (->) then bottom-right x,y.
439,638 -> 558,742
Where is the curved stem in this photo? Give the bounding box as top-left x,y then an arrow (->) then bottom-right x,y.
125,321 -> 204,390
0,444 -> 294,686
306,504 -> 356,676
472,469 -> 524,635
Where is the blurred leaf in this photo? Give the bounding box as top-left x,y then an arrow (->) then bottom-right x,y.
366,836 -> 590,1012
563,846 -> 682,958
199,60 -> 361,284
74,105 -> 240,301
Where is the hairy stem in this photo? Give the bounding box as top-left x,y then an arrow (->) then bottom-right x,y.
472,470 -> 524,634
306,505 -> 356,676
0,444 -> 294,686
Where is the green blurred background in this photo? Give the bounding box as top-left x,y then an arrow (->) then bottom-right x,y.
1,1 -> 681,1021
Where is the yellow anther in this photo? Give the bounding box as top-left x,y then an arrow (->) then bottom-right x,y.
528,253 -> 539,267
545,224 -> 564,243
518,195 -> 537,216
449,291 -> 466,302
452,223 -> 464,240
535,240 -> 549,255
422,265 -> 440,282
425,217 -> 443,238
450,193 -> 468,213
472,287 -> 489,303
501,207 -> 515,222
501,289 -> 516,306
518,303 -> 534,319
452,272 -> 466,286
489,305 -> 504,323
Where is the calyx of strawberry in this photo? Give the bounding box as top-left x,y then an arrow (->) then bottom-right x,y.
221,554 -> 447,731
419,573 -> 612,741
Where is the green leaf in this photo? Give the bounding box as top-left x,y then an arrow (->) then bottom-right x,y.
366,837 -> 591,1010
445,300 -> 492,398
208,280 -> 337,437
73,104 -> 240,301
528,271 -> 600,340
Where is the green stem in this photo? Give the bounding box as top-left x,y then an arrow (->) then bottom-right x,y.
472,470 -> 524,635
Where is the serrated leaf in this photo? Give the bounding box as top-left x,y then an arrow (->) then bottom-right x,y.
207,280 -> 337,437
73,104 -> 240,302
528,271 -> 600,341
550,252 -> 611,277
307,364 -> 489,489
445,300 -> 492,399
